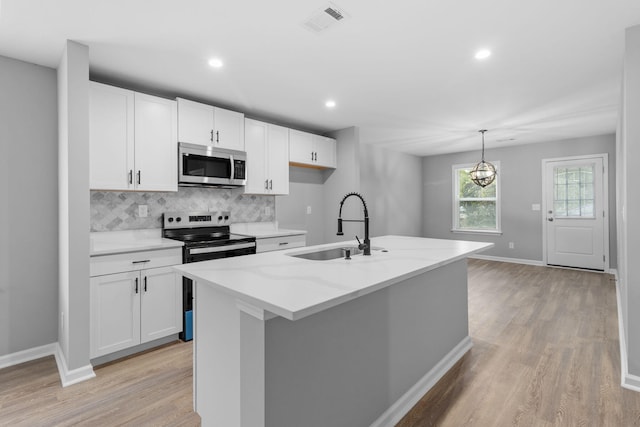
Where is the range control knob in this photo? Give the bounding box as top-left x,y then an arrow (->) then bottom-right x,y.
167,217 -> 174,223
176,217 -> 182,223
218,216 -> 223,221
224,215 -> 229,221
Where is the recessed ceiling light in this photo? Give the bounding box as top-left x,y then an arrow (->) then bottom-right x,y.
474,49 -> 491,60
325,100 -> 336,108
208,58 -> 224,68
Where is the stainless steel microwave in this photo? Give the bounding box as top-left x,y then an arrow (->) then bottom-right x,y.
178,142 -> 247,188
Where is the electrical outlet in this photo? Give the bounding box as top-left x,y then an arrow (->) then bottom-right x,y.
265,206 -> 271,216
307,206 -> 312,215
138,204 -> 148,218
508,242 -> 514,249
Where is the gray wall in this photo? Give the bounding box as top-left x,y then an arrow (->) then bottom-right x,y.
276,126 -> 423,246
58,41 -> 91,370
620,25 -> 640,377
0,55 -> 59,356
361,145 -> 423,238
275,168 -> 326,246
422,134 -> 617,265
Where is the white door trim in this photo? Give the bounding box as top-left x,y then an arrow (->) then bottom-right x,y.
541,153 -> 609,271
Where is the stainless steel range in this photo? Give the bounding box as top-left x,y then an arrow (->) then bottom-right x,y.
162,211 -> 257,341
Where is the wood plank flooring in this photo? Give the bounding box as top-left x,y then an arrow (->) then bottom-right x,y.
398,259 -> 640,427
1,259 -> 639,426
0,341 -> 199,426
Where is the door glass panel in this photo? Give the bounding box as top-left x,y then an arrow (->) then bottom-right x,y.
553,165 -> 595,218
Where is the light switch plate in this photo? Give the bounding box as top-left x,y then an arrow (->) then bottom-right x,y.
531,203 -> 541,211
138,204 -> 148,218
307,206 -> 312,215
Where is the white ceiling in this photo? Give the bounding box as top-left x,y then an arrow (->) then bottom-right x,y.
1,0 -> 639,156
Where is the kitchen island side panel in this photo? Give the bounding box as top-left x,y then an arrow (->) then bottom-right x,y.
264,259 -> 469,427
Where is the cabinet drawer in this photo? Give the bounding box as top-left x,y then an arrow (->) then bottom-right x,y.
256,234 -> 306,253
90,248 -> 182,277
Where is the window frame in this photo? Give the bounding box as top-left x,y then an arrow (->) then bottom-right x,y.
451,161 -> 502,235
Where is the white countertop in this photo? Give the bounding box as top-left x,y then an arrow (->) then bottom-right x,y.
230,222 -> 307,238
90,229 -> 183,256
174,235 -> 493,321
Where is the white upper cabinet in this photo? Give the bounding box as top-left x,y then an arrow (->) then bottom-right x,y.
89,82 -> 177,192
312,135 -> 337,168
134,93 -> 178,191
177,98 -> 245,151
90,82 -> 134,191
289,129 -> 336,169
244,119 -> 289,195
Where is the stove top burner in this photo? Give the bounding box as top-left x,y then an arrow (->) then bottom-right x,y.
177,232 -> 229,242
161,212 -> 256,248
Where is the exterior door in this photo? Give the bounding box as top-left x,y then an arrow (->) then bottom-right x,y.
544,155 -> 608,270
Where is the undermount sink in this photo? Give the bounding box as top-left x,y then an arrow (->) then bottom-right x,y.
289,246 -> 386,261
290,246 -> 362,261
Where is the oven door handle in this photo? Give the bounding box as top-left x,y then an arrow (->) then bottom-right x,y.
188,242 -> 255,255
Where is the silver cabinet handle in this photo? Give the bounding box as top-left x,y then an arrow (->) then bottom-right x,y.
210,129 -> 214,142
134,277 -> 139,294
137,170 -> 141,185
129,170 -> 133,184
269,179 -> 273,190
548,218 -> 554,222
265,179 -> 269,189
132,259 -> 150,264
143,276 -> 147,292
216,130 -> 220,143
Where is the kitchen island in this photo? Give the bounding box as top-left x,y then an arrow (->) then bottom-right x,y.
174,235 -> 492,427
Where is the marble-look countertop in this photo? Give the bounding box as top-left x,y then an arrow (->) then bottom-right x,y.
174,235 -> 493,321
90,229 -> 183,256
230,222 -> 307,238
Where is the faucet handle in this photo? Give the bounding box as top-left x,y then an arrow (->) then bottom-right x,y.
355,235 -> 362,245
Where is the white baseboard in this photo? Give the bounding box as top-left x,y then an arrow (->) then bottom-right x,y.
370,336 -> 473,427
0,342 -> 57,370
613,271 -> 640,392
54,342 -> 95,387
469,254 -> 544,266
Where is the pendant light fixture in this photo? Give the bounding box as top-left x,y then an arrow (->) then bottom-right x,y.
469,129 -> 496,188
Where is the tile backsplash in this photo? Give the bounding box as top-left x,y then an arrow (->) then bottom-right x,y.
90,187 -> 275,232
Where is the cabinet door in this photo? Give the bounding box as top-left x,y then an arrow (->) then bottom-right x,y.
289,129 -> 314,165
213,107 -> 245,151
90,271 -> 141,358
177,98 -> 214,146
89,82 -> 134,190
140,267 -> 182,343
313,135 -> 337,168
134,93 -> 178,192
244,119 -> 269,194
268,124 -> 290,195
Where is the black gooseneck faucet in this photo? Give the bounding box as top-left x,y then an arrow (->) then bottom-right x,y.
337,192 -> 371,256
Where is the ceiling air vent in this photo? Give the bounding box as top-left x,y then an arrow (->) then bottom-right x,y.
302,2 -> 350,33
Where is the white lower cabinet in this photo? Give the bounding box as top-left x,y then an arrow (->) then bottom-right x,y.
90,250 -> 182,359
256,234 -> 306,253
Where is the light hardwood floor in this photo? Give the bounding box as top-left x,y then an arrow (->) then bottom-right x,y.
1,260 -> 638,426
398,259 -> 640,426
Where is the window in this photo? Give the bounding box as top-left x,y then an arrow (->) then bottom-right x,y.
452,162 -> 501,233
553,165 -> 594,218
